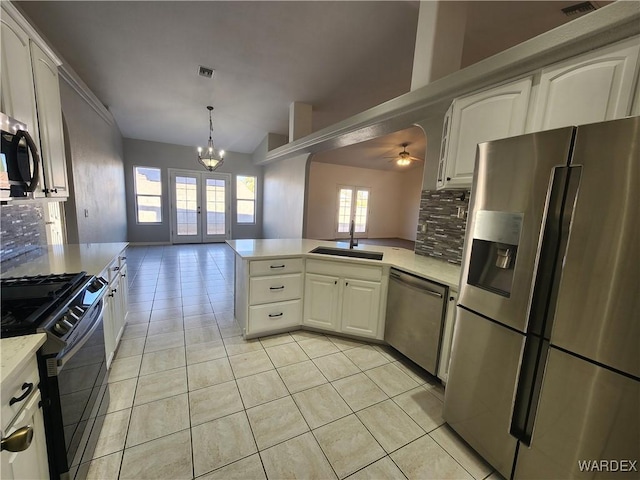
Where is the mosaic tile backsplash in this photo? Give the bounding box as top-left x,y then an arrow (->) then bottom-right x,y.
0,203 -> 47,265
415,189 -> 471,265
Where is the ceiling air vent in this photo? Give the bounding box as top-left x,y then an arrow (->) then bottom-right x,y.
198,66 -> 215,78
561,1 -> 597,17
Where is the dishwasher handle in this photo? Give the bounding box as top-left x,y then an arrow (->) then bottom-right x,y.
390,271 -> 444,298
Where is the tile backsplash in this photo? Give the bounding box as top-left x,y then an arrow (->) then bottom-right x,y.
0,203 -> 47,266
415,189 -> 471,265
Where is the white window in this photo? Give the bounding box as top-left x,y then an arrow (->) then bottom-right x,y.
337,186 -> 370,235
134,166 -> 162,223
236,175 -> 256,224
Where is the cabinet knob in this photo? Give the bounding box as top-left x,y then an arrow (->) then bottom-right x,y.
53,188 -> 58,193
334,280 -> 337,285
1,426 -> 34,452
449,296 -> 455,301
446,177 -> 451,181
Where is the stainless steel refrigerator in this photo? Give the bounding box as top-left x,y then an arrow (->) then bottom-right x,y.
444,116 -> 639,479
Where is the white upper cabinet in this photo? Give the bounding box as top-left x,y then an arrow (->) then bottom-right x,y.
528,37 -> 640,132
30,42 -> 68,198
438,77 -> 532,189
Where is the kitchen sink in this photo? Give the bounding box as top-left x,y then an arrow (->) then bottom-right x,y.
309,246 -> 383,260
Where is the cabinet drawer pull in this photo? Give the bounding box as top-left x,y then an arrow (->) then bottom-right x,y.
269,286 -> 285,290
270,265 -> 285,269
1,426 -> 33,452
268,313 -> 284,318
9,383 -> 33,406
113,266 -> 120,271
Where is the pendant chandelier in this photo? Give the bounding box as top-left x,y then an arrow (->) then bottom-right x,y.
197,106 -> 225,172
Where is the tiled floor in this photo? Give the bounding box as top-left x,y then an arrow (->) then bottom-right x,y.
75,244 -> 498,480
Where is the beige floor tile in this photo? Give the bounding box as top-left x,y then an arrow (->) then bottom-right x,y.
372,344 -> 405,362
139,346 -> 186,375
188,357 -> 234,390
184,313 -> 217,330
121,323 -> 149,340
189,380 -> 244,426
147,317 -> 184,336
347,456 -> 405,480
314,414 -> 385,479
134,367 -> 187,405
115,337 -> 146,358
144,332 -> 185,353
76,450 -> 122,480
313,352 -> 361,381
485,472 -> 505,480
328,335 -> 368,351
260,432 -> 337,480
277,360 -> 328,393
183,303 -> 213,317
391,435 -> 473,480
126,394 -> 190,447
365,363 -> 419,397
393,386 -> 444,433
357,399 -> 424,453
223,335 -> 264,356
109,355 -> 142,382
259,332 -> 295,348
103,378 -> 136,414
192,411 -> 257,477
150,307 -> 183,322
332,372 -> 387,411
298,337 -> 341,358
128,301 -> 153,313
120,429 -> 192,480
229,350 -> 274,378
343,346 -> 389,370
430,425 -> 493,480
186,340 -> 227,365
392,358 -> 432,385
422,375 -> 446,401
289,330 -> 327,342
246,396 -> 309,450
185,325 -> 222,345
265,342 -> 309,367
219,322 -> 242,338
126,310 -> 151,324
293,383 -> 352,429
198,454 -> 266,480
182,295 -> 211,307
236,370 -> 289,408
83,409 -> 130,462
152,297 -> 183,310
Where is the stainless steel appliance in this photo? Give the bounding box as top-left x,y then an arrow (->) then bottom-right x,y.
0,112 -> 41,201
444,116 -> 639,479
1,273 -> 109,480
385,268 -> 446,375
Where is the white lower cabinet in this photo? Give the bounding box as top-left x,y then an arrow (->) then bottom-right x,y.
303,259 -> 386,340
102,253 -> 129,368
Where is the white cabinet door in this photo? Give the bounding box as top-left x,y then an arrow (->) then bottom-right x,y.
103,290 -> 116,368
440,77 -> 532,189
30,41 -> 68,198
341,278 -> 381,339
1,391 -> 49,480
529,37 -> 640,132
119,260 -> 129,326
303,273 -> 340,331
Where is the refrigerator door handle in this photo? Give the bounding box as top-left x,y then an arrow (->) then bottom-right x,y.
510,165 -> 582,445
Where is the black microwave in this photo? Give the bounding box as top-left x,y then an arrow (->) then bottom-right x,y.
0,111 -> 41,201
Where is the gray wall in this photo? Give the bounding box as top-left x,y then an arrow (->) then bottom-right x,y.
123,138 -> 263,244
60,80 -> 127,243
263,153 -> 310,239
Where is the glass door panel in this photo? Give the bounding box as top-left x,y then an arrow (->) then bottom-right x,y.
337,187 -> 354,236
336,186 -> 369,238
204,176 -> 229,241
171,173 -> 201,243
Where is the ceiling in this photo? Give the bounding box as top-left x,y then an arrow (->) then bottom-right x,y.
16,0 -> 613,158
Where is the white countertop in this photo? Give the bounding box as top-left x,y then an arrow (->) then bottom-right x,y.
0,334 -> 46,387
227,239 -> 461,290
1,242 -> 128,278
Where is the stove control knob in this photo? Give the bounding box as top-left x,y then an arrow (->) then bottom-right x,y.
53,320 -> 71,336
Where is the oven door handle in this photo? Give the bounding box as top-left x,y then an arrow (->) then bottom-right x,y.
55,299 -> 105,372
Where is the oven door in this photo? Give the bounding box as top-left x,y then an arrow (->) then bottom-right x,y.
39,299 -> 110,479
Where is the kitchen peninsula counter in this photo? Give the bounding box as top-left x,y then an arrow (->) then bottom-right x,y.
1,242 -> 129,278
0,333 -> 46,388
227,238 -> 461,289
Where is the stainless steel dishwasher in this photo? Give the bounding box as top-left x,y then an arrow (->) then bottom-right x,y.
385,268 -> 447,375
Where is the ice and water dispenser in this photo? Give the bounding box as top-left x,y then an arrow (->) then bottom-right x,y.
467,210 -> 523,297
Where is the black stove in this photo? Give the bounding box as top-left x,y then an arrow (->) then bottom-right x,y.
1,272 -> 110,480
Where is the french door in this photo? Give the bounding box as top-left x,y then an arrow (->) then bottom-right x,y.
169,169 -> 231,244
336,185 -> 370,238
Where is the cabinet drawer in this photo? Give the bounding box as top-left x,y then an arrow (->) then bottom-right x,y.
248,300 -> 302,334
306,259 -> 382,282
249,257 -> 303,277
249,273 -> 303,305
1,357 -> 39,429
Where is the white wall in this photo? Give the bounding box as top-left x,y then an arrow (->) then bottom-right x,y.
60,80 -> 127,244
123,138 -> 263,243
263,153 -> 310,239
305,162 -> 422,240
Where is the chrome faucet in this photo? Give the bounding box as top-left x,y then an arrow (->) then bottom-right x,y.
349,220 -> 358,249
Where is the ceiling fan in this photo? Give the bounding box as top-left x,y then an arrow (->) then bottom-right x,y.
386,143 -> 422,166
